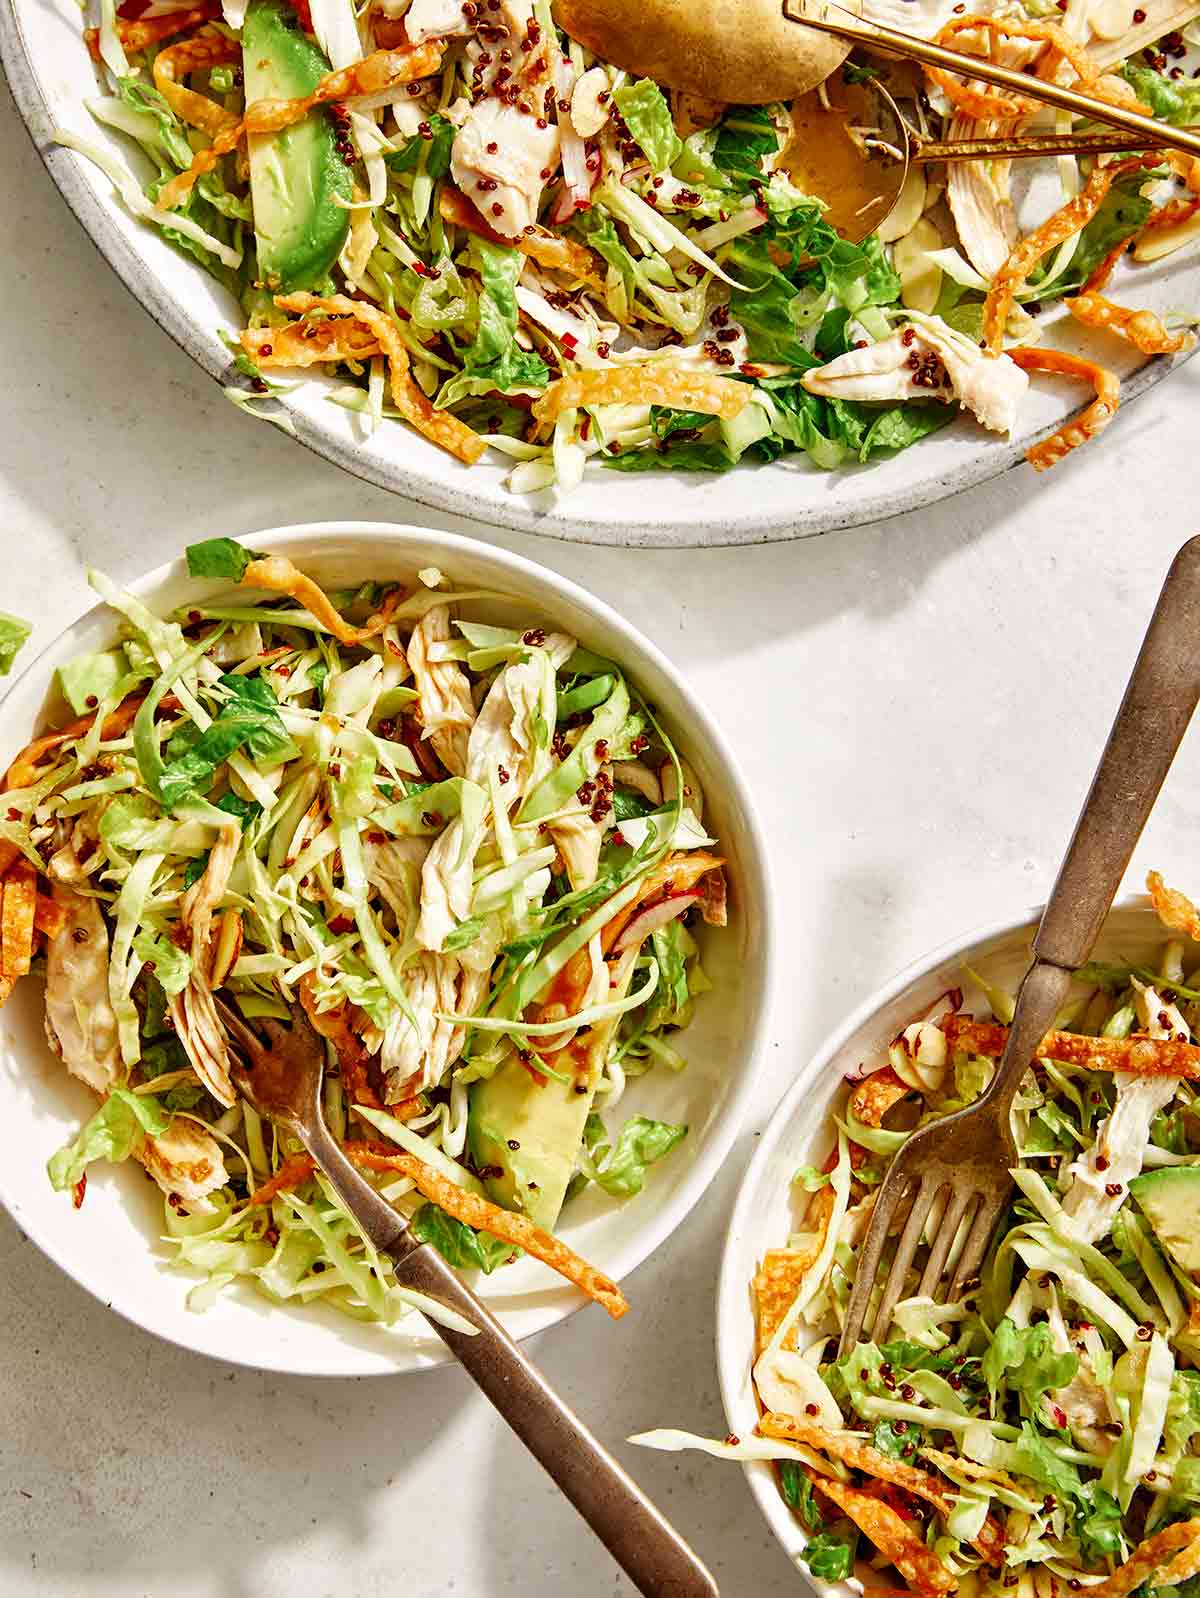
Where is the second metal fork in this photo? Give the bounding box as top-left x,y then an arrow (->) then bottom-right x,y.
840,536 -> 1200,1356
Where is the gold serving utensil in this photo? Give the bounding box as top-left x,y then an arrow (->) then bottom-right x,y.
782,73 -> 1192,242
785,0 -> 1200,161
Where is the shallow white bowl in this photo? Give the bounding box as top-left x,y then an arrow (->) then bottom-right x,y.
0,521 -> 774,1376
716,896 -> 1161,1584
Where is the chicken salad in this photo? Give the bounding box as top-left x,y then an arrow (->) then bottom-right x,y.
635,878 -> 1200,1594
0,540 -> 726,1328
57,0 -> 1200,495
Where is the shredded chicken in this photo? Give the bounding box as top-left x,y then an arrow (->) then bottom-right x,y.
407,604 -> 475,776
451,99 -> 561,240
379,951 -> 462,1100
167,822 -> 240,1108
802,313 -> 1028,435
946,114 -> 1020,280
43,872 -> 121,1096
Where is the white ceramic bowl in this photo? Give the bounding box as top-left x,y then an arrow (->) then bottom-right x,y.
716,896 -> 1161,1584
0,521 -> 774,1376
2,0 -> 1196,546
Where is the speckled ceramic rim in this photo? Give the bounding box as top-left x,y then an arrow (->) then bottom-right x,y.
713,893 -> 1147,1580
1,6 -> 1193,546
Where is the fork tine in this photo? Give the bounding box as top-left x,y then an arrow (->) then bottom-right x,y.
872,1176 -> 940,1343
839,1171 -> 913,1356
947,1193 -> 1004,1302
213,994 -> 266,1062
916,1187 -> 974,1300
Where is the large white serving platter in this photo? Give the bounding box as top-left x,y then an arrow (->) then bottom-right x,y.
3,0 -> 1196,545
0,522 -> 774,1375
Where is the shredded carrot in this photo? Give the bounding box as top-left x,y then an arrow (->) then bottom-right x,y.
1008,346 -> 1120,471
248,1140 -> 628,1317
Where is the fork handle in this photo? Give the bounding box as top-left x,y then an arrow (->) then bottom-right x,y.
1035,535 -> 1200,971
302,1121 -> 718,1598
985,538 -> 1200,1118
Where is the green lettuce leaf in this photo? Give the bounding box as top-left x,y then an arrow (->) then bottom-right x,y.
157,673 -> 293,810
1075,1483 -> 1123,1563
47,1087 -> 170,1191
713,106 -> 778,185
0,611 -> 31,677
780,1460 -> 823,1531
586,1113 -> 688,1197
131,927 -> 192,996
802,1533 -> 856,1581
186,536 -> 253,581
57,649 -> 127,715
614,79 -> 682,170
1121,62 -> 1200,123
384,113 -> 455,179
439,242 -> 549,405
410,1202 -> 514,1273
983,1318 -> 1078,1400
1009,1420 -> 1084,1503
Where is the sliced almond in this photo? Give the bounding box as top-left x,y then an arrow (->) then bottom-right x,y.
895,218 -> 944,314
209,909 -> 244,988
1135,208 -> 1200,264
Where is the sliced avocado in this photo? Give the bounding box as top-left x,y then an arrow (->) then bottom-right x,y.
242,0 -> 351,292
469,1059 -> 596,1232
1129,1166 -> 1200,1274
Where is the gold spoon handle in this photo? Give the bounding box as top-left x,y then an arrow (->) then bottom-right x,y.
786,0 -> 1200,161
914,126 -> 1200,162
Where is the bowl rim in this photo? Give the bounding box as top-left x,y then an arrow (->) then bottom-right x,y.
715,891 -> 1150,1577
0,518 -> 777,1376
1,4 -> 1191,548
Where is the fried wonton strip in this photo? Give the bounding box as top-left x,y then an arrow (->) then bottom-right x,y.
274,293 -> 486,465
926,14 -> 1149,120
438,186 -> 603,284
811,1474 -> 958,1595
1067,291 -> 1197,356
240,552 -> 405,645
532,366 -> 750,437
248,1140 -> 629,1317
34,895 -> 68,939
1147,870 -> 1200,939
759,1414 -> 954,1515
1007,346 -> 1120,471
153,33 -> 241,139
0,860 -> 37,982
942,1013 -> 1200,1078
240,320 -> 383,369
754,1244 -> 823,1352
985,158 -> 1161,352
1085,1519 -> 1200,1598
84,1 -> 220,61
156,41 -> 443,209
849,1064 -> 910,1127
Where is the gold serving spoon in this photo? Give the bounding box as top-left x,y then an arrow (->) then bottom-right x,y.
783,72 -> 1195,242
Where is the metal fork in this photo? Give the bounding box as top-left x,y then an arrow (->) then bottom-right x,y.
839,536 -> 1200,1357
213,996 -> 719,1598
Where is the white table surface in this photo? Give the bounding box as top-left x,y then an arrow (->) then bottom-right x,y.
4,70 -> 1200,1598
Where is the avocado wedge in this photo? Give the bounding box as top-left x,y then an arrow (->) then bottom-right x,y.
1129,1166 -> 1200,1274
469,1059 -> 596,1232
242,0 -> 351,292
